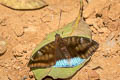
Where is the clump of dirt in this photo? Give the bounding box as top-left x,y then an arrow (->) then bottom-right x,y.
0,0 -> 120,80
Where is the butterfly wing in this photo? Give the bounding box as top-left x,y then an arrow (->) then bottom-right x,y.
28,35 -> 74,68
28,42 -> 56,68
74,37 -> 99,59
51,36 -> 99,68
28,36 -> 99,68
63,36 -> 99,59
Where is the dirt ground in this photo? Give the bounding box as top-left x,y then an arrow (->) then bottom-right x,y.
0,0 -> 120,80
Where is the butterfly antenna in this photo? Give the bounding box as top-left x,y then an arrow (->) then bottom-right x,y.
58,10 -> 62,29
70,0 -> 83,35
56,9 -> 62,35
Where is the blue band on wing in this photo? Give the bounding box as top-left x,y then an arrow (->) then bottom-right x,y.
53,57 -> 85,67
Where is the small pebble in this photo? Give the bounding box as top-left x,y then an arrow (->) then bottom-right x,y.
0,37 -> 7,55
22,75 -> 27,80
87,69 -> 100,80
29,71 -> 34,78
13,26 -> 24,37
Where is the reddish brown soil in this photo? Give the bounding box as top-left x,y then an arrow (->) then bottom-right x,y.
0,0 -> 120,80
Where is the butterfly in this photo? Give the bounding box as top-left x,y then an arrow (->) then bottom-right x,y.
28,33 -> 99,68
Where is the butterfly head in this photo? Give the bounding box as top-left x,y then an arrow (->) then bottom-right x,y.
55,33 -> 60,39
55,33 -> 62,42
55,33 -> 65,47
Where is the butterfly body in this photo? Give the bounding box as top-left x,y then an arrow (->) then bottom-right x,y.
28,34 -> 99,68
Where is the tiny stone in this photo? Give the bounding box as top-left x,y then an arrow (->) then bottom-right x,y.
13,65 -> 21,70
0,37 -> 7,55
13,26 -> 24,37
22,76 -> 27,80
23,50 -> 27,53
87,69 -> 100,80
29,71 -> 34,78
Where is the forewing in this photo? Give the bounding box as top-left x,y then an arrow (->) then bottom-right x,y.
28,42 -> 56,68
75,37 -> 99,59
63,36 -> 99,59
